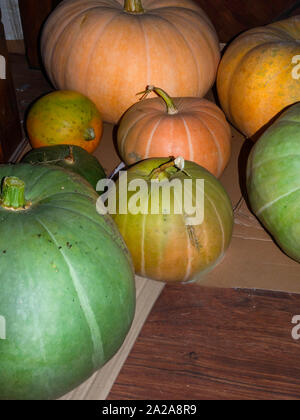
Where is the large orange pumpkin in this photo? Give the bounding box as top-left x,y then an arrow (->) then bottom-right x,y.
217,16 -> 300,138
41,0 -> 220,124
118,86 -> 231,178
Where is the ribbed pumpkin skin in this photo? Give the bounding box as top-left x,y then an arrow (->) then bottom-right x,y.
0,164 -> 135,400
111,158 -> 233,283
247,104 -> 300,262
22,145 -> 106,192
217,16 -> 300,138
118,97 -> 232,178
41,0 -> 220,123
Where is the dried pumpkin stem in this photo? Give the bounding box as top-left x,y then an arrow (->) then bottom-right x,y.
64,146 -> 75,164
137,85 -> 178,115
149,157 -> 185,180
1,177 -> 27,210
124,0 -> 144,13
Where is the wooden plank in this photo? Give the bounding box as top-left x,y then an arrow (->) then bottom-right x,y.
6,39 -> 25,54
18,0 -> 62,68
1,0 -> 23,41
108,285 -> 300,400
0,12 -> 24,162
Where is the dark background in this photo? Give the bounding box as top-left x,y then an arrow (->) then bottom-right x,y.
1,1 -> 300,399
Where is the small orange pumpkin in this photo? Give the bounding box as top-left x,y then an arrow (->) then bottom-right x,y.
27,90 -> 103,154
117,86 -> 231,178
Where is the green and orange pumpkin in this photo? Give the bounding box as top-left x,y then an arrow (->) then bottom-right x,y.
27,90 -> 103,153
107,157 -> 233,283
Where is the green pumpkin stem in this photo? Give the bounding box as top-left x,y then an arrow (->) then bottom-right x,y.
124,0 -> 144,13
137,85 -> 178,115
1,177 -> 27,209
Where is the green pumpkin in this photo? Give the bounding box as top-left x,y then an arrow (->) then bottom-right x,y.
247,103 -> 300,262
22,145 -> 106,192
0,164 -> 135,400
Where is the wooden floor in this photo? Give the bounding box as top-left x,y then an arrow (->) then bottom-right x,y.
10,54 -> 300,401
109,287 -> 300,400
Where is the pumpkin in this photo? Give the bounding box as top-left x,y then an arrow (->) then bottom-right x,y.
106,157 -> 233,283
26,90 -> 103,153
118,85 -> 232,178
22,145 -> 106,192
217,16 -> 300,138
247,103 -> 300,262
41,0 -> 220,124
0,164 -> 135,400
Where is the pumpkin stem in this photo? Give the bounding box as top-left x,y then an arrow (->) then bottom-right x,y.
137,85 -> 178,115
124,0 -> 144,13
64,146 -> 75,164
83,127 -> 95,141
1,177 -> 28,210
149,156 -> 185,180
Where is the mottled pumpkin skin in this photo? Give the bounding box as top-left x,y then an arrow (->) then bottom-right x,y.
0,164 -> 135,400
41,0 -> 220,124
27,91 -> 103,153
111,158 -> 233,283
247,103 -> 300,262
217,16 -> 300,138
118,97 -> 231,178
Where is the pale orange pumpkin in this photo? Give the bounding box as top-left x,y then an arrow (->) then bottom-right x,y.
217,16 -> 300,139
117,86 -> 232,178
41,0 -> 220,124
